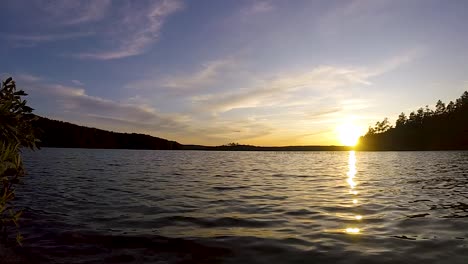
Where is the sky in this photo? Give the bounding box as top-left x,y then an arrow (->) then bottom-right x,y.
1,0 -> 468,146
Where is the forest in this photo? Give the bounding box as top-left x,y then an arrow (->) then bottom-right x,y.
358,91 -> 468,150
34,116 -> 182,150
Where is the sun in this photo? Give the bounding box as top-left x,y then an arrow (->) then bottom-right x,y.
337,121 -> 362,146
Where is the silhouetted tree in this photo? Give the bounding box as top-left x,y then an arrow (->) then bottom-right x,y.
416,107 -> 424,123
395,112 -> 407,127
435,100 -> 445,115
358,90 -> 468,150
446,101 -> 455,113
0,77 -> 38,245
372,117 -> 392,133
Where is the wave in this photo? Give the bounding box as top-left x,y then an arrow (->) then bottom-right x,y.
157,215 -> 283,228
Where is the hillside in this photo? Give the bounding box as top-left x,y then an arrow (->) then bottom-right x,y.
34,116 -> 182,150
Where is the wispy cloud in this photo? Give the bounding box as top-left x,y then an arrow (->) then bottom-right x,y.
325,0 -> 389,18
318,0 -> 392,35
241,1 -> 274,16
367,48 -> 424,76
192,65 -> 371,113
125,57 -> 242,96
77,0 -> 184,60
15,73 -> 43,82
18,77 -> 187,135
39,0 -> 111,25
71,80 -> 84,86
189,52 -> 416,114
6,32 -> 94,42
5,32 -> 94,47
163,58 -> 236,89
191,118 -> 273,143
306,107 -> 343,119
6,1 -> 183,59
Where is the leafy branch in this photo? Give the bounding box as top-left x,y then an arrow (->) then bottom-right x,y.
0,77 -> 38,245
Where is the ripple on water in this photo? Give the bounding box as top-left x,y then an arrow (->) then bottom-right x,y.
11,149 -> 468,263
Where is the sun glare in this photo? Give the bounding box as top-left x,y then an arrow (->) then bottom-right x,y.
337,122 -> 362,146
345,228 -> 360,234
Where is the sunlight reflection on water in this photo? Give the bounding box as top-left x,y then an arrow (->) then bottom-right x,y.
346,151 -> 362,234
345,227 -> 361,234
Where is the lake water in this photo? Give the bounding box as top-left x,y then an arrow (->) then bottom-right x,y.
10,149 -> 468,263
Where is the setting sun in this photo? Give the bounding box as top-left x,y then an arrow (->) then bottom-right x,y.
337,122 -> 362,146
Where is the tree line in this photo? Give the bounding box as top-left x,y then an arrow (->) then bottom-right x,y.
34,117 -> 182,150
181,144 -> 352,151
358,91 -> 468,150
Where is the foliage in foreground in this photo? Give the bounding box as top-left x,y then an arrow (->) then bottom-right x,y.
358,91 -> 468,150
0,77 -> 38,245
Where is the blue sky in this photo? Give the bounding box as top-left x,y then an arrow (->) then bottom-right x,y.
1,0 -> 468,145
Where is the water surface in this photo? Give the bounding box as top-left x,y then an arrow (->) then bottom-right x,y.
12,149 -> 468,263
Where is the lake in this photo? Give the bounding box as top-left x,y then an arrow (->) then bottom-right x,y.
10,149 -> 468,263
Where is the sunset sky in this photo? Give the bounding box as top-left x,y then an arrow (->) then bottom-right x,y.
1,0 -> 467,146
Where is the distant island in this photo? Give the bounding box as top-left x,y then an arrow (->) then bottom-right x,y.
182,143 -> 352,151
357,91 -> 468,150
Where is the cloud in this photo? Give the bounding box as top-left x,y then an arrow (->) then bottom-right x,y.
39,0 -> 111,25
82,113 -> 187,135
6,1 -> 183,59
367,48 -> 424,76
19,78 -> 187,135
190,52 -> 416,114
125,57 -> 242,97
56,88 -> 182,129
14,73 -> 277,144
161,57 -> 237,89
306,107 -> 343,119
241,1 -> 274,16
77,0 -> 184,60
15,73 -> 43,82
192,65 -> 371,113
319,0 -> 390,27
119,50 -> 418,144
184,117 -> 274,144
71,80 -> 84,86
9,46 -> 418,145
4,32 -> 95,47
296,129 -> 333,139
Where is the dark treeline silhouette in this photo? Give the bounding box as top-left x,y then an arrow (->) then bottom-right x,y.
358,91 -> 468,150
34,116 -> 182,150
182,144 -> 352,151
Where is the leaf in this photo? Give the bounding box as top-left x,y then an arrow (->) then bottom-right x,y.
16,233 -> 23,246
13,91 -> 26,96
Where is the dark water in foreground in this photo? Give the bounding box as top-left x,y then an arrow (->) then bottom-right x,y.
10,149 -> 468,263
